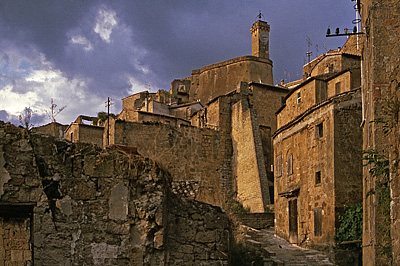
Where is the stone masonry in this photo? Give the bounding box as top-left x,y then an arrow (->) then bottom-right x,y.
359,0 -> 400,265
0,121 -> 230,265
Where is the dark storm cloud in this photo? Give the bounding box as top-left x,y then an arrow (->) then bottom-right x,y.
0,0 -> 356,126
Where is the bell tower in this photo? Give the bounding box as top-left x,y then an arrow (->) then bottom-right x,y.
251,18 -> 270,59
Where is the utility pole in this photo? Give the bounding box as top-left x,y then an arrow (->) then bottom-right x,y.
105,97 -> 114,146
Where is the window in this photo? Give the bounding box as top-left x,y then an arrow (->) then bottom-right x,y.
178,84 -> 186,93
297,92 -> 301,104
314,208 -> 322,236
276,154 -> 283,177
315,122 -> 323,138
335,82 -> 341,94
287,153 -> 293,175
315,171 -> 321,185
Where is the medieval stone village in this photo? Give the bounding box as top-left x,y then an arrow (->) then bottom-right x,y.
0,1 -> 399,265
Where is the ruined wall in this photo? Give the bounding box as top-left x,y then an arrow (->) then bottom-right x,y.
65,123 -> 104,147
148,101 -> 170,116
165,193 -> 230,265
187,56 -> 273,104
122,91 -> 150,111
31,122 -> 67,140
0,121 -> 231,266
116,111 -> 191,128
109,120 -> 225,207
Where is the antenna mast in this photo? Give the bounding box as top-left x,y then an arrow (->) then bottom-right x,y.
306,36 -> 313,63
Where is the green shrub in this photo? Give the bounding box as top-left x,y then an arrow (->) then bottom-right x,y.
334,202 -> 362,250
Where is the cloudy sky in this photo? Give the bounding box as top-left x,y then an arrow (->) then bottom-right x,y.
0,0 -> 356,126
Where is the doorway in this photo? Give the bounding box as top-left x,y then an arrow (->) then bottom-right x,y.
289,199 -> 298,244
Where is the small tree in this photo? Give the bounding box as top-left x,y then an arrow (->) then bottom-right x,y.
45,98 -> 66,123
19,107 -> 34,130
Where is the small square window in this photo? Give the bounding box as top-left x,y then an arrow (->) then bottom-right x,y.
315,122 -> 323,138
315,171 -> 321,185
297,92 -> 301,104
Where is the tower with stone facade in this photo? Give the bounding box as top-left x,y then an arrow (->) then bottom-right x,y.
251,20 -> 270,59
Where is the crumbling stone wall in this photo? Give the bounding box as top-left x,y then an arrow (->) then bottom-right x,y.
65,123 -> 104,147
31,122 -> 67,140
165,193 -> 230,265
0,121 -> 230,265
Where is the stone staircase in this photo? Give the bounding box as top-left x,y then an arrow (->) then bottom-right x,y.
240,226 -> 336,266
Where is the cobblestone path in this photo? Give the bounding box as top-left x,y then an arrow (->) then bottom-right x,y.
242,227 -> 336,266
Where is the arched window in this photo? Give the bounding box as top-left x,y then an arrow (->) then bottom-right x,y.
287,153 -> 293,175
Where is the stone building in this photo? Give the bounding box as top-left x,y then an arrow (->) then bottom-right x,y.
65,115 -> 104,147
67,18 -> 288,213
178,20 -> 274,104
30,122 -> 67,140
358,0 -> 400,265
273,37 -> 363,250
107,81 -> 287,212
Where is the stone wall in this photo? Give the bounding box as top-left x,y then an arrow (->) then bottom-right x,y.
31,122 -> 67,140
0,121 -> 231,265
333,92 -> 363,209
65,123 -> 104,147
326,69 -> 360,98
0,216 -> 32,265
109,120 -> 226,207
187,56 -> 273,104
231,99 -> 269,212
165,193 -> 230,265
231,213 -> 274,230
360,1 -> 400,265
